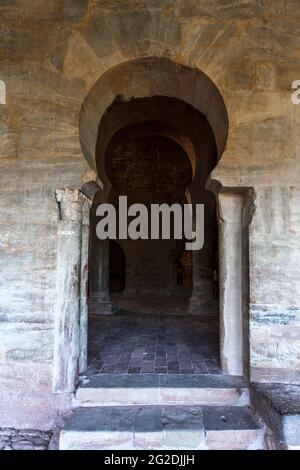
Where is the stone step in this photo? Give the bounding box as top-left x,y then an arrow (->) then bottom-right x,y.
59,405 -> 264,450
76,373 -> 249,407
250,382 -> 300,449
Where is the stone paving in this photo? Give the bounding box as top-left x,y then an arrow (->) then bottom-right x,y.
0,429 -> 51,450
87,310 -> 220,375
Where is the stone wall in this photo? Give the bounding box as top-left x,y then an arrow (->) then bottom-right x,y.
0,0 -> 300,428
249,187 -> 300,383
109,133 -> 192,297
0,428 -> 51,450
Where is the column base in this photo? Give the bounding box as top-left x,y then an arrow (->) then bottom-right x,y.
89,296 -> 114,315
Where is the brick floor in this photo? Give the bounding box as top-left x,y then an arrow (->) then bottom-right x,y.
87,310 -> 220,375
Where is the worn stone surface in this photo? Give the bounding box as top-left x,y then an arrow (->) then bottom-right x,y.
77,371 -> 248,407
250,382 -> 300,448
52,189 -> 84,393
0,363 -> 72,430
217,192 -> 244,376
79,198 -> 92,373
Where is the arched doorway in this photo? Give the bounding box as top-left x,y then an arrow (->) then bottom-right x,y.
82,57 -> 227,376
53,57 -> 252,393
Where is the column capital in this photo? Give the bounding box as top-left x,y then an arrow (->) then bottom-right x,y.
55,189 -> 89,222
217,192 -> 245,223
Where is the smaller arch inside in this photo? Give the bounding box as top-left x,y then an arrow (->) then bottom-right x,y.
79,57 -> 228,175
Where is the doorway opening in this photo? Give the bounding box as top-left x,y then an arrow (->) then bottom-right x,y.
53,58 -> 253,394
86,94 -> 221,376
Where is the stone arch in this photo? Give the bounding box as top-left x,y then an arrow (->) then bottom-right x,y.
78,57 -> 255,380
97,95 -> 217,209
79,57 -> 229,178
82,56 -> 228,314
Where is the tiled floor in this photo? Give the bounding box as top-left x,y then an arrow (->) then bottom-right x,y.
87,309 -> 220,375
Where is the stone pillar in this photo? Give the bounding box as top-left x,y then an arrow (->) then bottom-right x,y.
189,251 -> 217,314
78,197 -> 92,373
89,237 -> 113,314
52,189 -> 84,393
217,192 -> 244,376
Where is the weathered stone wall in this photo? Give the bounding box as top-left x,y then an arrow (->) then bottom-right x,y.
0,0 -> 300,428
0,428 -> 51,450
0,189 -> 72,428
249,187 -> 300,383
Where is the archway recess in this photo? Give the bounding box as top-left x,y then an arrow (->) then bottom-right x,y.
80,57 -> 229,318
78,57 -> 254,380
79,57 -> 229,180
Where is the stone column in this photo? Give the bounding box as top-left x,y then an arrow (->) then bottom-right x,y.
52,189 -> 84,393
217,192 -> 244,376
78,197 -> 92,373
89,237 -> 113,315
189,251 -> 217,314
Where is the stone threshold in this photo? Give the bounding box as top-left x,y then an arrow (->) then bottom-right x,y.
76,373 -> 249,407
